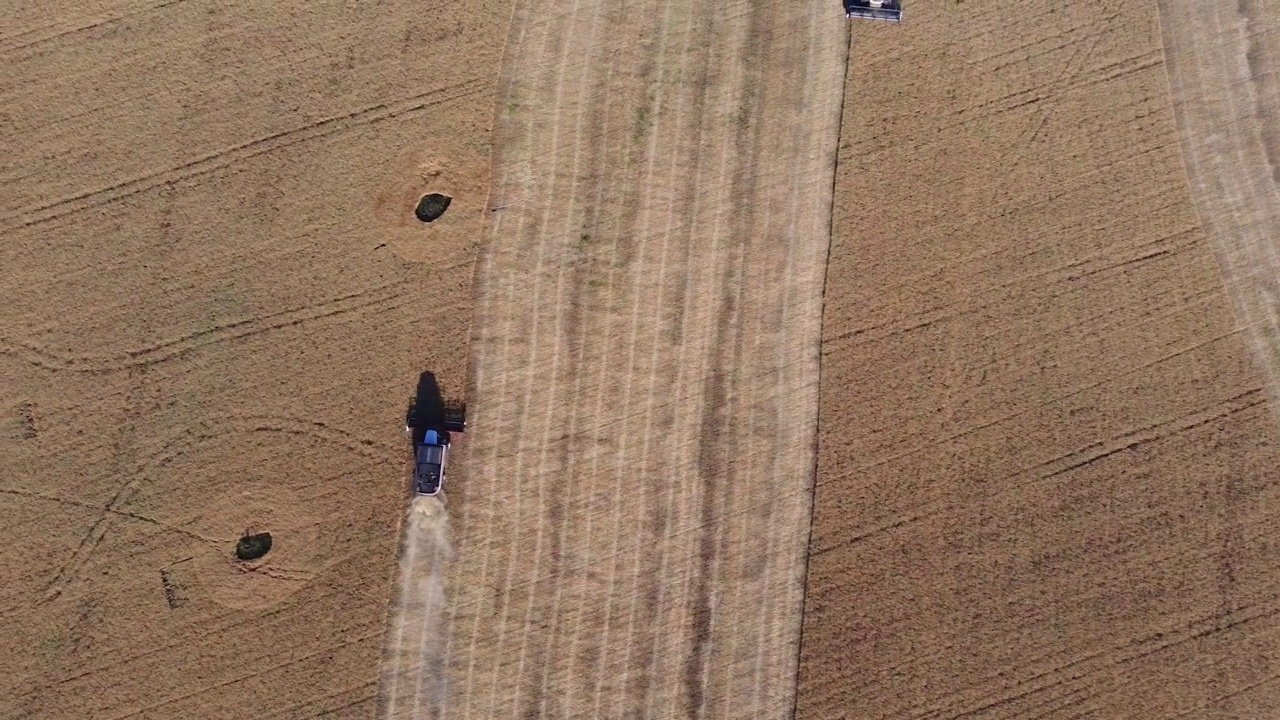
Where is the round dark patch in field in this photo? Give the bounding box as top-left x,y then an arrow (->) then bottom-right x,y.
235,532 -> 273,561
414,193 -> 452,222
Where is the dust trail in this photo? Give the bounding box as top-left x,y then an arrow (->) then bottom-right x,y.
376,495 -> 453,720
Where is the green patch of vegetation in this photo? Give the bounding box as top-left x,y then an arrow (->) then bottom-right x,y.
634,105 -> 651,142
39,630 -> 69,653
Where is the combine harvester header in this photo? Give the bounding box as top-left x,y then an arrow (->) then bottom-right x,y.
844,0 -> 902,22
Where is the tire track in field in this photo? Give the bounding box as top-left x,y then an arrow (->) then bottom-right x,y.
443,1 -> 848,717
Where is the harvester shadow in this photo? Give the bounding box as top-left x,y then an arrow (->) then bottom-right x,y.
405,370 -> 467,445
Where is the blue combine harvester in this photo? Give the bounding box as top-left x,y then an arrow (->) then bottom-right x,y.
405,371 -> 467,497
413,429 -> 451,496
844,0 -> 902,22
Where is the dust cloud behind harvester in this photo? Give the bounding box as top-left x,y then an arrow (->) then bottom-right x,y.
376,496 -> 454,720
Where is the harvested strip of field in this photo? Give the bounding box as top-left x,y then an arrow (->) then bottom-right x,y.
800,2 -> 1280,718
1158,0 -> 1280,413
377,497 -> 453,720
443,0 -> 845,717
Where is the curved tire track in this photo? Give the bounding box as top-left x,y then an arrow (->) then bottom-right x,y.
1,282 -> 411,374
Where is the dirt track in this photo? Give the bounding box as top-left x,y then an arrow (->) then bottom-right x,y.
377,497 -> 453,720
799,2 -> 1280,717
442,0 -> 845,717
1159,0 -> 1280,413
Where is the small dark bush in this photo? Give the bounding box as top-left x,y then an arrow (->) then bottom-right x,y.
414,193 -> 452,222
235,532 -> 273,561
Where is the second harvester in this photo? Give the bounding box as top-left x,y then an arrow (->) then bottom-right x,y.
844,0 -> 902,22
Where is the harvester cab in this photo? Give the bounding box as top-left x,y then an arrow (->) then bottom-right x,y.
845,0 -> 902,22
414,429 -> 448,496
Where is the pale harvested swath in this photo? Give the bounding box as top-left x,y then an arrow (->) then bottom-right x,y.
444,0 -> 845,718
0,2 -> 498,718
1158,0 -> 1280,416
377,497 -> 453,720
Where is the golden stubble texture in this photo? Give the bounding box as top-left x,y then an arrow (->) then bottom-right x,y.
798,2 -> 1280,718
1,2 -> 504,717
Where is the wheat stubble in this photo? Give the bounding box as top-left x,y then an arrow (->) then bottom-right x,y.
799,2 -> 1280,718
443,0 -> 846,717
